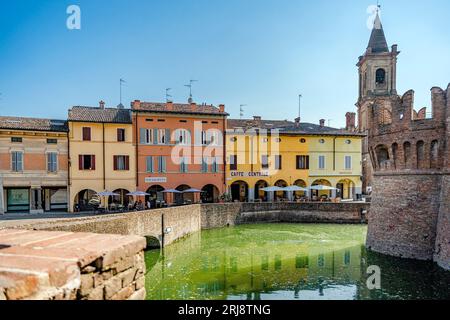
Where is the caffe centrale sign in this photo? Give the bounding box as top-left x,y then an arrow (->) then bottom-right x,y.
230,171 -> 270,177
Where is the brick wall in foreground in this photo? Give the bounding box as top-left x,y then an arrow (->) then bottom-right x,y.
0,229 -> 146,300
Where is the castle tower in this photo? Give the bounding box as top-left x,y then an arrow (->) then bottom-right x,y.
356,11 -> 400,191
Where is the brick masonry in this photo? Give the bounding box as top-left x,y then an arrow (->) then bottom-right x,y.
201,202 -> 370,229
0,229 -> 146,300
362,85 -> 450,270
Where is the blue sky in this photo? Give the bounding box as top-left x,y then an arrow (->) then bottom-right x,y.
0,0 -> 449,128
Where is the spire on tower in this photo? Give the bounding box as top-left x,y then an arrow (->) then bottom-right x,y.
367,8 -> 389,53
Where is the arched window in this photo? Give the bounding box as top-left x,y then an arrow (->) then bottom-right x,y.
375,145 -> 390,168
376,68 -> 386,85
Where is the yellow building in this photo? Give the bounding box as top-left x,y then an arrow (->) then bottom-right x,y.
226,117 -> 363,202
68,102 -> 136,212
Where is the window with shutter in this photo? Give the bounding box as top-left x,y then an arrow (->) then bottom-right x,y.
230,155 -> 238,171
82,127 -> 91,141
261,155 -> 269,169
146,156 -> 154,173
117,129 -> 125,142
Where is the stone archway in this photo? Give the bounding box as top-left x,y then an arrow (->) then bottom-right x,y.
176,184 -> 192,204
293,179 -> 307,199
74,189 -> 99,212
254,180 -> 268,201
201,184 -> 220,203
110,189 -> 132,208
311,179 -> 332,198
230,181 -> 248,202
146,185 -> 165,208
274,180 -> 288,200
336,179 -> 356,200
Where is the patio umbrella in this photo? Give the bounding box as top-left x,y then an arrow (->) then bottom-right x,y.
126,191 -> 150,196
309,185 -> 337,191
260,186 -> 286,202
96,191 -> 120,211
284,186 -> 308,201
182,188 -> 203,193
309,185 -> 337,200
162,189 -> 182,193
260,186 -> 286,192
284,186 -> 308,192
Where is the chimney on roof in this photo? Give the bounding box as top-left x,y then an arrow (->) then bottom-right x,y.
319,119 -> 325,127
132,100 -> 141,110
295,117 -> 301,128
253,116 -> 262,127
219,104 -> 225,113
166,101 -> 173,111
190,102 -> 197,112
99,101 -> 105,109
345,112 -> 356,131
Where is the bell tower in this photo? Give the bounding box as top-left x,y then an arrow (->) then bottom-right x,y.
356,9 -> 400,192
357,11 -> 399,100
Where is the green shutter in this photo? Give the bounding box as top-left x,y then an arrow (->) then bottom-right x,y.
140,128 -> 146,144
165,129 -> 171,144
153,129 -> 159,145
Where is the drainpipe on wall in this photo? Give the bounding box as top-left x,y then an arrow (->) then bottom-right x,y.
67,128 -> 71,213
135,112 -> 139,189
103,123 -> 106,190
333,137 -> 337,171
222,116 -> 227,194
0,174 -> 4,214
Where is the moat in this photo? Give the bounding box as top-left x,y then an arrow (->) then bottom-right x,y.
145,224 -> 450,300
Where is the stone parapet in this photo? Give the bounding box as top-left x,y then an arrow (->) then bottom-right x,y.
0,229 -> 146,300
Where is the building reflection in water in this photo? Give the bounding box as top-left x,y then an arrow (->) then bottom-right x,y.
145,224 -> 450,300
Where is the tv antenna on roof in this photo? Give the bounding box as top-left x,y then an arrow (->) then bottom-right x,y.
240,104 -> 246,119
166,88 -> 172,102
184,80 -> 198,103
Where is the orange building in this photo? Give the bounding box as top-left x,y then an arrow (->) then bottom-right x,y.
132,100 -> 228,206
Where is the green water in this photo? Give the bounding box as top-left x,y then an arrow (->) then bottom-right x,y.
145,224 -> 450,300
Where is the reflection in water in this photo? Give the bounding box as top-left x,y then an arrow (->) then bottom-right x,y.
145,224 -> 450,300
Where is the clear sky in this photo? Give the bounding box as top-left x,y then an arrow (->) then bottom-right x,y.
0,0 -> 449,128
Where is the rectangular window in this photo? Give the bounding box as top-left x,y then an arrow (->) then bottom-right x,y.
47,152 -> 58,173
11,152 -> 23,172
180,157 -> 188,173
345,156 -> 352,170
117,128 -> 126,142
11,137 -> 22,143
78,155 -> 96,170
146,156 -> 154,173
274,155 -> 282,170
201,157 -> 208,173
113,155 -> 130,171
296,155 -> 310,170
47,138 -> 57,144
201,131 -> 208,145
230,155 -> 238,171
261,155 -> 269,169
212,158 -> 219,173
158,156 -> 166,173
140,128 -> 153,145
157,129 -> 170,144
82,127 -> 91,141
319,155 -> 326,170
